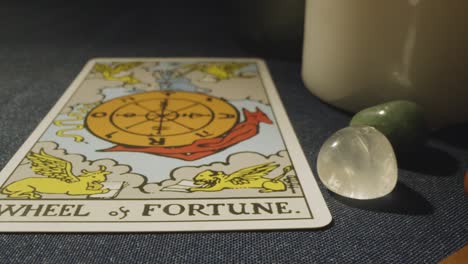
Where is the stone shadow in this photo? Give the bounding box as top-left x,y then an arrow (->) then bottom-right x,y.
433,123 -> 468,150
330,181 -> 433,215
398,145 -> 459,177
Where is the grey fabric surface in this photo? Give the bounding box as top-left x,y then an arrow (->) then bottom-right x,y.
0,5 -> 466,264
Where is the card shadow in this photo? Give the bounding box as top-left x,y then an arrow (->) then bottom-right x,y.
397,145 -> 459,177
329,182 -> 433,215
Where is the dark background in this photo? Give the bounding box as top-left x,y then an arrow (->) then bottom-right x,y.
0,2 -> 466,263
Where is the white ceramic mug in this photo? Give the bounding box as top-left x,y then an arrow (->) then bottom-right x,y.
302,0 -> 468,128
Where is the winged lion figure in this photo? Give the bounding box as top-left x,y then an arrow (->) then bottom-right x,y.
189,163 -> 293,193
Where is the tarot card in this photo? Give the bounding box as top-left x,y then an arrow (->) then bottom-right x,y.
0,58 -> 331,232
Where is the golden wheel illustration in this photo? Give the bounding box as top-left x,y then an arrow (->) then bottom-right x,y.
85,91 -> 239,147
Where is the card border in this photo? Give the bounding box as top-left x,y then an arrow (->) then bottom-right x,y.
0,58 -> 332,232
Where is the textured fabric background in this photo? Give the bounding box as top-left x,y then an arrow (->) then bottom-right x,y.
0,4 -> 466,264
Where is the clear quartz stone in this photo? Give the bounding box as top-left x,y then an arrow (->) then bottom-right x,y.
317,126 -> 398,199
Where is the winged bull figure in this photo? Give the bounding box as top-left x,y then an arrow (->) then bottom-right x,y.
1,149 -> 110,199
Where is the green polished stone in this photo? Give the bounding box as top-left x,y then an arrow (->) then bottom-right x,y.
350,100 -> 428,152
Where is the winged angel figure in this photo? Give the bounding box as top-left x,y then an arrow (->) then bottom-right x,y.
93,62 -> 142,84
189,163 -> 293,193
1,150 -> 110,199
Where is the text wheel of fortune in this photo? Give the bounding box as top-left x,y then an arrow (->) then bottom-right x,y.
85,91 -> 239,147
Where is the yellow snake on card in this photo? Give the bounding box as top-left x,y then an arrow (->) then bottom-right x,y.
53,103 -> 98,142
